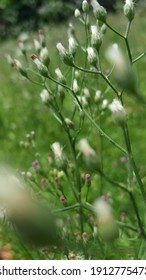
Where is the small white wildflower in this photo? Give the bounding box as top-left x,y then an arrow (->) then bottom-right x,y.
79,139 -> 96,157
87,47 -> 97,66
94,198 -> 119,241
82,0 -> 89,13
82,96 -> 88,107
55,68 -> 66,84
65,118 -> 74,129
74,9 -> 81,18
109,99 -> 127,125
40,89 -> 50,103
33,39 -> 41,52
40,47 -> 50,66
101,99 -> 108,109
94,90 -> 101,102
56,43 -> 74,66
83,88 -> 90,99
75,70 -> 80,78
94,199 -> 113,223
68,37 -> 77,55
91,0 -> 107,22
79,139 -> 100,170
31,54 -> 48,77
73,79 -> 79,94
106,44 -> 136,93
106,44 -> 126,71
12,59 -> 28,78
68,23 -> 75,38
51,142 -> 63,159
91,25 -> 102,50
124,0 -> 135,21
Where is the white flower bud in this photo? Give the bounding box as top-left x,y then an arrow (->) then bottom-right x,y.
91,25 -> 102,51
101,99 -> 108,109
56,43 -> 74,66
51,142 -> 63,159
79,139 -> 96,158
55,68 -> 66,84
109,99 -> 127,125
106,44 -> 137,93
12,59 -> 28,79
83,88 -> 90,100
106,43 -> 126,71
91,0 -> 107,22
94,198 -> 119,241
31,54 -> 48,77
40,89 -> 51,103
73,79 -> 79,94
65,118 -> 74,129
33,39 -> 41,52
75,70 -> 80,79
82,0 -> 89,13
74,9 -> 81,18
68,37 -> 77,55
40,47 -> 50,67
94,90 -> 101,102
81,96 -> 88,107
87,47 -> 97,66
124,0 -> 135,21
78,139 -> 100,170
51,142 -> 66,169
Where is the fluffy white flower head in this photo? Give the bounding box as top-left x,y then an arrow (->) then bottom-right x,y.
78,139 -> 96,158
109,99 -> 127,124
106,44 -> 126,71
51,142 -> 63,159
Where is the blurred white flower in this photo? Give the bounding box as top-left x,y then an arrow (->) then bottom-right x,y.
109,99 -> 127,124
51,142 -> 63,159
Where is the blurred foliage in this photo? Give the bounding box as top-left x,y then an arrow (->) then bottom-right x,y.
0,0 -> 119,39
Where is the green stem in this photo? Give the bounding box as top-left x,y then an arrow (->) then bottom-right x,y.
122,124 -> 146,207
84,109 -> 127,155
105,22 -> 125,39
132,51 -> 146,64
99,171 -> 146,239
64,170 -> 79,203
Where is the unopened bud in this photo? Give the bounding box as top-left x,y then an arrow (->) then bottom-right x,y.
68,37 -> 78,56
91,0 -> 107,22
78,139 -> 100,170
31,54 -> 48,77
91,25 -> 102,51
73,79 -> 79,94
56,43 -> 74,66
40,89 -> 51,104
83,88 -> 90,100
82,0 -> 89,13
55,68 -> 66,84
94,90 -> 101,102
40,47 -> 50,67
109,99 -> 127,125
124,0 -> 135,22
12,59 -> 28,79
94,199 -> 119,242
74,9 -> 81,18
87,47 -> 97,67
65,118 -> 74,129
33,39 -> 41,52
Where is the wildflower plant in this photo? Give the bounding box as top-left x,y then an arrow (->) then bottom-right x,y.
5,0 -> 146,259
